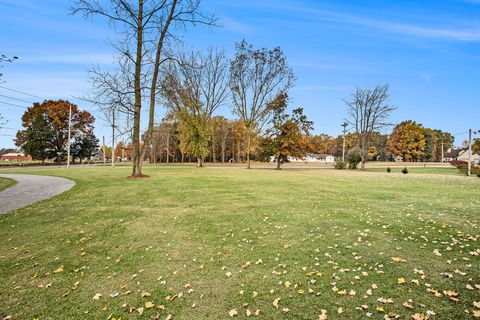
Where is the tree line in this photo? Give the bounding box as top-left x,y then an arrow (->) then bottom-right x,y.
128,114 -> 454,166
68,1 -> 465,174
7,1 -> 466,172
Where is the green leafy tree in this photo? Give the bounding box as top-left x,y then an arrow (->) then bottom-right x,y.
15,113 -> 55,164
71,134 -> 99,162
260,93 -> 314,170
346,147 -> 362,169
473,138 -> 480,155
15,100 -> 97,162
177,109 -> 211,167
422,129 -> 454,162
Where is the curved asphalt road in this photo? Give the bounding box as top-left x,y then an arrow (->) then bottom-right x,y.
0,174 -> 75,214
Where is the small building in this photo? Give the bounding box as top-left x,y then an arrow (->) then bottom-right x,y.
271,153 -> 335,163
312,153 -> 336,163
444,148 -> 480,164
0,152 -> 33,161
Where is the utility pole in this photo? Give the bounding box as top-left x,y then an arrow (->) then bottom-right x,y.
66,104 -> 72,168
468,129 -> 472,176
341,122 -> 348,162
441,138 -> 444,163
111,110 -> 116,167
122,139 -> 125,163
102,136 -> 106,166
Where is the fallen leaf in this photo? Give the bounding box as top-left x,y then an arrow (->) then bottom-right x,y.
273,298 -> 281,309
319,309 -> 328,320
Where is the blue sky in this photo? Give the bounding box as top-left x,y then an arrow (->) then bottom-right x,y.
1,0 -> 479,148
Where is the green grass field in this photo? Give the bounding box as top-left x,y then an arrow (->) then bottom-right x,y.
365,167 -> 460,175
0,167 -> 479,319
0,177 -> 16,191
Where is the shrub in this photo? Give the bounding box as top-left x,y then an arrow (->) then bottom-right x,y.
386,167 -> 391,173
450,160 -> 468,168
346,147 -> 361,169
401,167 -> 408,174
456,164 -> 480,176
334,161 -> 346,169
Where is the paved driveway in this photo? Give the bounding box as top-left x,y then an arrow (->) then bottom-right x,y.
0,174 -> 75,214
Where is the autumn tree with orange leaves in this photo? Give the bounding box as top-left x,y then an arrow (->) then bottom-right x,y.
15,100 -> 96,163
387,120 -> 426,162
260,93 -> 314,169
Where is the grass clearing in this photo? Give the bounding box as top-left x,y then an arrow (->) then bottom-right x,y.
0,167 -> 479,319
0,177 -> 16,191
366,167 -> 460,175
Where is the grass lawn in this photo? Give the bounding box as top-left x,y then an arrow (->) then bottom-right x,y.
365,167 -> 460,175
0,167 -> 479,319
0,177 -> 16,191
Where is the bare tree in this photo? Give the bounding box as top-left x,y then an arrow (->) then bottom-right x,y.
210,115 -> 230,163
345,84 -> 396,170
85,57 -> 136,144
161,48 -> 229,167
72,0 -> 215,177
0,54 -> 18,82
229,40 -> 295,169
0,54 -> 18,124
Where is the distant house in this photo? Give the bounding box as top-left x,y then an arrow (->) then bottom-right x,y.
312,153 -> 336,163
444,148 -> 480,164
272,153 -> 335,163
0,152 -> 32,161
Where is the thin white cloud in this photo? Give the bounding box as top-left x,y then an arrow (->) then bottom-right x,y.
292,85 -> 351,91
264,2 -> 480,42
347,15 -> 480,41
22,53 -> 115,65
5,72 -> 91,99
221,17 -> 255,34
290,62 -> 342,70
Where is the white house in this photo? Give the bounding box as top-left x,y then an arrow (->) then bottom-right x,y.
444,148 -> 480,164
312,153 -> 336,163
271,153 -> 335,163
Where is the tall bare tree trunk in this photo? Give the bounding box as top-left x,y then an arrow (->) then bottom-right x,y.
221,139 -> 226,163
246,127 -> 251,169
197,156 -> 203,167
166,131 -> 171,165
212,142 -> 216,163
130,0 -> 144,178
360,135 -> 368,170
137,1 -> 178,176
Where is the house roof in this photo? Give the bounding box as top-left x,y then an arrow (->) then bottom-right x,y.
1,153 -> 26,157
445,148 -> 467,158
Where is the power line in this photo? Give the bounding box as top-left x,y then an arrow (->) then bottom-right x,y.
0,94 -> 33,104
0,127 -> 19,131
0,85 -> 43,99
0,100 -> 28,109
0,133 -> 15,137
